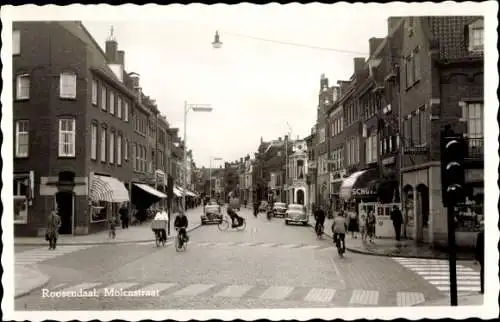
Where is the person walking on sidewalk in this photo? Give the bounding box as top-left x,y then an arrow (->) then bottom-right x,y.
475,221 -> 484,294
390,205 -> 404,241
108,214 -> 117,239
347,211 -> 358,239
359,208 -> 367,241
366,210 -> 376,243
119,203 -> 129,229
46,210 -> 61,250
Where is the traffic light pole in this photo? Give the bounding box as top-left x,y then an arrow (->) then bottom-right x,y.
447,201 -> 458,306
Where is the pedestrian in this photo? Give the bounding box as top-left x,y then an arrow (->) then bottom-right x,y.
390,205 -> 404,241
46,210 -> 61,250
366,210 -> 376,243
119,203 -> 129,229
108,213 -> 117,239
475,220 -> 484,294
348,211 -> 358,239
359,208 -> 367,241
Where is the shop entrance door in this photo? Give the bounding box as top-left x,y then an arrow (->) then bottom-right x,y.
55,191 -> 74,235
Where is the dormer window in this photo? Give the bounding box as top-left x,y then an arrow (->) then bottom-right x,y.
467,19 -> 484,52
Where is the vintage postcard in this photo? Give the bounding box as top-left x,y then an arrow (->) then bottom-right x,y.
1,2 -> 498,321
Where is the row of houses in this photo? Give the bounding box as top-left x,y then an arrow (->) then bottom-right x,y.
306,16 -> 484,249
13,21 -> 199,237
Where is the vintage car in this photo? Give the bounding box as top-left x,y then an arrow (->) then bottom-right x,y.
258,200 -> 269,213
285,204 -> 309,225
273,202 -> 287,218
201,201 -> 223,225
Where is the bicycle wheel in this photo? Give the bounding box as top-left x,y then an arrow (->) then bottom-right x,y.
218,219 -> 229,231
155,235 -> 161,247
237,219 -> 246,231
175,236 -> 183,252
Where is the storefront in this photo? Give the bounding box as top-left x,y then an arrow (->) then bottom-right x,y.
90,173 -> 130,230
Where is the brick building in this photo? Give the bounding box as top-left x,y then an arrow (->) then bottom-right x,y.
12,21 -> 180,236
397,16 -> 484,248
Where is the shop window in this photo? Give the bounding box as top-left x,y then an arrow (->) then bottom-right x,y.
90,200 -> 107,223
14,174 -> 29,224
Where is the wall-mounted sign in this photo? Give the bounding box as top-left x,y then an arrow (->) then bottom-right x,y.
352,188 -> 376,195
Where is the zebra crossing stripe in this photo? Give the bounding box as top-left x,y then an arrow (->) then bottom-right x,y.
58,283 -> 102,293
304,288 -> 336,302
437,285 -> 480,292
215,285 -> 254,298
349,290 -> 379,305
172,284 -> 215,296
396,292 -> 425,306
259,286 -> 294,300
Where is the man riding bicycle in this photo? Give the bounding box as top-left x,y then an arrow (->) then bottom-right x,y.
174,212 -> 189,243
332,210 -> 348,253
227,205 -> 244,228
314,205 -> 326,235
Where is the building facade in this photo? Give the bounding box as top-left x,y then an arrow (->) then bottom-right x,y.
12,22 -> 180,236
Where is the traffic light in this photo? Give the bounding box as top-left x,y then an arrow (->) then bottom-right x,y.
440,131 -> 467,207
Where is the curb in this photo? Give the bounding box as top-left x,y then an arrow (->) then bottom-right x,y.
307,224 -> 472,260
14,223 -> 203,247
14,266 -> 50,299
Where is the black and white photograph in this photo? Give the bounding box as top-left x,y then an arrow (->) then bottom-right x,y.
1,2 -> 498,321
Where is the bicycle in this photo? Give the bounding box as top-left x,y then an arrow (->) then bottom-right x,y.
334,233 -> 346,257
218,215 -> 246,232
154,229 -> 167,247
175,228 -> 188,252
315,223 -> 324,239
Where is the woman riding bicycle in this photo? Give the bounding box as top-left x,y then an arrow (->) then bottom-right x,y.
227,205 -> 244,228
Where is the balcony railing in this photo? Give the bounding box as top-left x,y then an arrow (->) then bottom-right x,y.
465,137 -> 484,160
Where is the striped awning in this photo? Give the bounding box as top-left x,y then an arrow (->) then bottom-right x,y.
90,175 -> 129,203
173,186 -> 183,197
133,183 -> 167,199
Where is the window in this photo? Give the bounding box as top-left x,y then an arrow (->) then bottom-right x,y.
91,79 -> 98,105
14,173 -> 30,224
463,103 -> 483,139
109,91 -> 115,115
418,107 -> 427,145
365,132 -> 378,164
406,55 -> 414,88
90,123 -> 97,160
319,127 -> 326,143
117,96 -> 122,119
59,72 -> 77,99
15,120 -> 29,157
13,30 -> 20,55
133,143 -> 138,170
124,138 -> 128,161
100,127 -> 107,162
58,118 -> 75,157
470,27 -> 484,50
101,86 -> 107,111
109,131 -> 115,164
414,47 -> 421,81
124,101 -> 129,122
16,74 -> 30,100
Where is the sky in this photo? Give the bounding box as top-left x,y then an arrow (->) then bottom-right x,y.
3,3 -> 494,168
80,5 -> 396,168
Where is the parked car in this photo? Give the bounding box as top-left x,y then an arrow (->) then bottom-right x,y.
201,201 -> 223,225
258,200 -> 268,213
273,202 -> 287,218
285,204 -> 309,225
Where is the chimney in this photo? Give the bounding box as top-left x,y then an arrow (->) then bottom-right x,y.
105,26 -> 118,63
369,37 -> 384,57
388,17 -> 402,34
129,72 -> 140,89
353,57 -> 366,73
117,50 -> 125,66
278,137 -> 282,141
320,73 -> 329,90
284,135 -> 289,142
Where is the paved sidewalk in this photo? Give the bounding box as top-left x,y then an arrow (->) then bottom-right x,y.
421,293 -> 484,306
15,207 -> 203,246
311,216 -> 475,260
15,265 -> 50,299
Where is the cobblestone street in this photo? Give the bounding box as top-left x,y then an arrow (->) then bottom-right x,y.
14,208 -> 456,310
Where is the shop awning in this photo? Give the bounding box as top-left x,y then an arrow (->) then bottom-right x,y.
133,183 -> 167,199
339,168 -> 378,200
173,186 -> 183,197
90,175 -> 129,203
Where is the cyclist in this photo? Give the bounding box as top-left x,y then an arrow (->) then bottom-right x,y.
314,205 -> 326,236
173,211 -> 189,243
332,210 -> 348,253
227,205 -> 244,228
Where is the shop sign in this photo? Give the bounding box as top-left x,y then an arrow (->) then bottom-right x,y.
352,188 -> 376,195
382,156 -> 395,166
